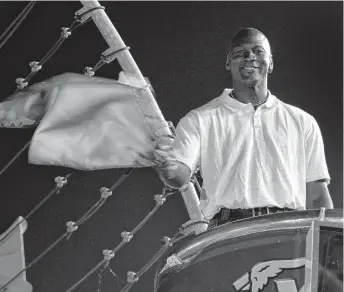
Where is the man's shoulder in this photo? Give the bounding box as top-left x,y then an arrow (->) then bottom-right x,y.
277,99 -> 316,123
188,96 -> 222,117
178,96 -> 222,129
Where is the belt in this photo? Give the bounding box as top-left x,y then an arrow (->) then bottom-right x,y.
216,207 -> 294,222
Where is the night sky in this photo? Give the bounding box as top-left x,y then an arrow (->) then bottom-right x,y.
0,1 -> 342,292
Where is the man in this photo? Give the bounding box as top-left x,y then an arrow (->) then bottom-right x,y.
154,28 -> 333,226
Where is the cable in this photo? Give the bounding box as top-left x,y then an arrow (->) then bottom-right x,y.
0,169 -> 133,292
0,1 -> 36,51
65,188 -> 179,292
0,140 -> 31,177
0,173 -> 71,247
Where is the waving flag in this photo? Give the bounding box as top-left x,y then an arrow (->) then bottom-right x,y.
0,73 -> 168,170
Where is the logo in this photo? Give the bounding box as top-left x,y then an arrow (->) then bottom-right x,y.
233,258 -> 306,292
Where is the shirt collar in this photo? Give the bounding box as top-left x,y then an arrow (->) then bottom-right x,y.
219,89 -> 277,112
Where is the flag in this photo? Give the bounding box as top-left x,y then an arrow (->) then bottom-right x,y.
0,73 -> 169,170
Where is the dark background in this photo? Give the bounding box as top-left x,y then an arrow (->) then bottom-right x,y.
0,1 -> 342,292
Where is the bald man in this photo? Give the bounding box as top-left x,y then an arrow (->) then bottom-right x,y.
155,28 -> 333,226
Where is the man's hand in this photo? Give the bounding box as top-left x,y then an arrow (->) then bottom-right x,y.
154,135 -> 191,189
154,135 -> 175,162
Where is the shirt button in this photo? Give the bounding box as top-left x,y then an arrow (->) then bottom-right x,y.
255,125 -> 260,128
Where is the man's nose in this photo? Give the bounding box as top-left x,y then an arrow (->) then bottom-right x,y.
244,51 -> 257,60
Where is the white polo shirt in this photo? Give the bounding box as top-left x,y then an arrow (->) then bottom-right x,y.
171,89 -> 330,219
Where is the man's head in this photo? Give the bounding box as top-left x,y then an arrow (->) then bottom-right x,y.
225,28 -> 273,89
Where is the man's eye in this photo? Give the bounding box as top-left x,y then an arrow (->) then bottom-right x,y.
254,49 -> 265,54
233,50 -> 245,56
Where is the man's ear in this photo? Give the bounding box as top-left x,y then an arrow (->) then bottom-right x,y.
225,53 -> 231,71
268,54 -> 274,74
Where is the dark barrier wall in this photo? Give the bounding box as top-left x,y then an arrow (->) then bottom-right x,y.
0,1 -> 342,292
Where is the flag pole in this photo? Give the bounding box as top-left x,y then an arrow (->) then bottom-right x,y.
79,0 -> 206,230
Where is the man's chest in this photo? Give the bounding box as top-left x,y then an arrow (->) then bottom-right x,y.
199,111 -> 305,168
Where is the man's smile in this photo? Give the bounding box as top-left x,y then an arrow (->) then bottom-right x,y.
239,63 -> 260,73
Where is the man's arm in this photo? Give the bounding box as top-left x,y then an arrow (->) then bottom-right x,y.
306,180 -> 334,209
304,116 -> 333,209
154,112 -> 201,189
154,123 -> 208,234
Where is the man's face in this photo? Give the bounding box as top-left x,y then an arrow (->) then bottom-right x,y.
227,34 -> 272,88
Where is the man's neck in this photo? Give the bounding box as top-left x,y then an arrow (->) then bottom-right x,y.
231,83 -> 268,105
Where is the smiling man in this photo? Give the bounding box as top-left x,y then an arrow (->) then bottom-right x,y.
155,27 -> 333,226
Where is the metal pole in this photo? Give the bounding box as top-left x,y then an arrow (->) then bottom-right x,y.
80,0 -> 206,227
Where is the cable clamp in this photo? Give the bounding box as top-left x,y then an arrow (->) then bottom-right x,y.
102,249 -> 114,268
100,187 -> 112,199
162,236 -> 173,247
100,46 -> 130,64
154,194 -> 166,205
127,271 -> 138,283
121,231 -> 133,243
15,78 -> 28,90
66,221 -> 78,233
61,27 -> 71,39
66,221 -> 78,240
29,61 -> 42,73
55,176 -> 67,194
75,6 -> 105,23
83,66 -> 94,76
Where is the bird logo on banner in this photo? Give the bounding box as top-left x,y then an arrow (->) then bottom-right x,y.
233,258 -> 306,292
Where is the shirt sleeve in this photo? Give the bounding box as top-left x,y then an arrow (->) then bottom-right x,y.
171,112 -> 201,173
305,116 -> 331,184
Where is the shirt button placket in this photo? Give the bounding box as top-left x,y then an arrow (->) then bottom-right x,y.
253,112 -> 261,131
253,110 -> 263,191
